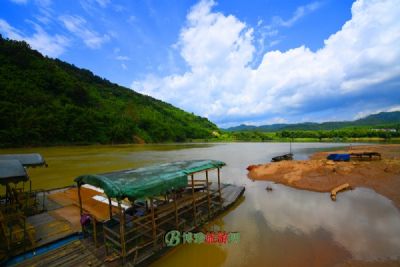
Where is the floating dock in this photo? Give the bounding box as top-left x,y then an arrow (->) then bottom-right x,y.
10,184 -> 244,267
2,159 -> 245,267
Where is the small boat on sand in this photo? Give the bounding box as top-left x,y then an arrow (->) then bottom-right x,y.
271,153 -> 293,162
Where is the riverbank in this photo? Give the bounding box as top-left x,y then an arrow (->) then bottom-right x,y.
247,144 -> 400,209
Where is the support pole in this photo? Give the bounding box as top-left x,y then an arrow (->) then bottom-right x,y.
77,183 -> 83,216
206,170 -> 211,218
191,174 -> 197,226
5,184 -> 9,205
108,197 -> 112,220
77,183 -> 84,234
173,192 -> 179,229
217,168 -> 222,209
118,201 -> 126,265
92,217 -> 98,247
150,198 -> 157,249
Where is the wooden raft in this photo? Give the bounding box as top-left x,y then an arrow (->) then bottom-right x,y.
15,240 -> 104,267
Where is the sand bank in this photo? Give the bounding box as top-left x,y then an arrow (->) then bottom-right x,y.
247,144 -> 400,208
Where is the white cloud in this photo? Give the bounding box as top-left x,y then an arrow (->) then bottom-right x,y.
59,15 -> 110,49
272,1 -> 322,28
116,55 -> 130,61
127,15 -> 136,24
132,0 -> 400,126
79,0 -> 109,12
9,0 -> 28,4
94,0 -> 109,8
354,105 -> 400,120
35,0 -> 51,7
0,19 -> 69,57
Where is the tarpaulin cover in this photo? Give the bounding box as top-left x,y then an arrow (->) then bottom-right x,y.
0,159 -> 28,184
0,153 -> 47,167
327,154 -> 350,162
74,160 -> 226,200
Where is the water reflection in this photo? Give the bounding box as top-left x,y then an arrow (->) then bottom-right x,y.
251,183 -> 400,260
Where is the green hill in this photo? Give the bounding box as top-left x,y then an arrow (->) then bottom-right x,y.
225,111 -> 400,132
0,36 -> 218,147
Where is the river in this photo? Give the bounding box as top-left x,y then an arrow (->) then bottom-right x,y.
1,142 -> 400,266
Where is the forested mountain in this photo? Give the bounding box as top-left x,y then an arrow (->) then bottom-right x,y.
226,111 -> 400,132
0,36 -> 218,147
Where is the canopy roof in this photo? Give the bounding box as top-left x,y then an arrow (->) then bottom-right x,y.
0,160 -> 29,185
0,153 -> 47,167
74,159 -> 225,200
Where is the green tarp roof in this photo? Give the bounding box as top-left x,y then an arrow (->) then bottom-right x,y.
0,160 -> 29,185
0,153 -> 47,167
74,159 -> 225,200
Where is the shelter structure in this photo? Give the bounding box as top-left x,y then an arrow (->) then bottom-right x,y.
0,153 -> 47,168
0,154 -> 47,259
74,159 -> 226,264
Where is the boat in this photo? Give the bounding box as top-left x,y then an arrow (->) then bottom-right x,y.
271,153 -> 293,162
271,141 -> 294,162
1,154 -> 245,266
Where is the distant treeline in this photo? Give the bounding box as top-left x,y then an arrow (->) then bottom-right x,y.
0,36 -> 218,147
216,127 -> 400,142
277,128 -> 400,140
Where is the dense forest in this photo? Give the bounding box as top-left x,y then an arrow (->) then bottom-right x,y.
0,36 -> 219,147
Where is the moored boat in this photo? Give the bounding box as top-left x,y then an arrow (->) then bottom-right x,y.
1,155 -> 245,266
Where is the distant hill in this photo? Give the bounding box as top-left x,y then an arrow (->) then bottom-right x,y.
225,111 -> 400,132
0,36 -> 218,147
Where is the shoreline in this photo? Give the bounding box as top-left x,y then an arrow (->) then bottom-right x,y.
247,144 -> 400,209
1,138 -> 400,149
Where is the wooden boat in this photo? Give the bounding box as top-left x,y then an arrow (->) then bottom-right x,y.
271,153 -> 293,162
350,152 -> 381,160
1,155 -> 245,266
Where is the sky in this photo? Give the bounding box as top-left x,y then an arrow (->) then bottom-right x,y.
1,0 -> 399,127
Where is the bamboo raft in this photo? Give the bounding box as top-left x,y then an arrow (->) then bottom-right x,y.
1,157 -> 245,267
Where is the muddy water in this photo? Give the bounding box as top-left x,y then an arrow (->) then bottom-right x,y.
1,143 -> 400,266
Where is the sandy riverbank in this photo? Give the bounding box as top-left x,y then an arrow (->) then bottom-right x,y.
247,144 -> 400,209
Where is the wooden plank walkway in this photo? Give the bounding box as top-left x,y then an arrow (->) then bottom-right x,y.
11,183 -> 245,267
27,212 -> 74,248
15,240 -> 104,267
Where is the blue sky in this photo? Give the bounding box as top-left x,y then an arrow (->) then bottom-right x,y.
1,0 -> 399,127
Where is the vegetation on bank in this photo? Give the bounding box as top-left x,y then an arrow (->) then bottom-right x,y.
218,112 -> 400,142
205,127 -> 400,142
0,36 -> 218,147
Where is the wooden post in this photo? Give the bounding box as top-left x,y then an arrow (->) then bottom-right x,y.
108,197 -> 112,220
173,192 -> 179,229
191,174 -> 197,226
5,184 -> 9,205
150,198 -> 157,249
104,225 -> 109,256
217,168 -> 222,209
77,183 -> 83,216
118,201 -> 126,265
92,217 -> 97,247
206,170 -> 211,218
77,183 -> 84,234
